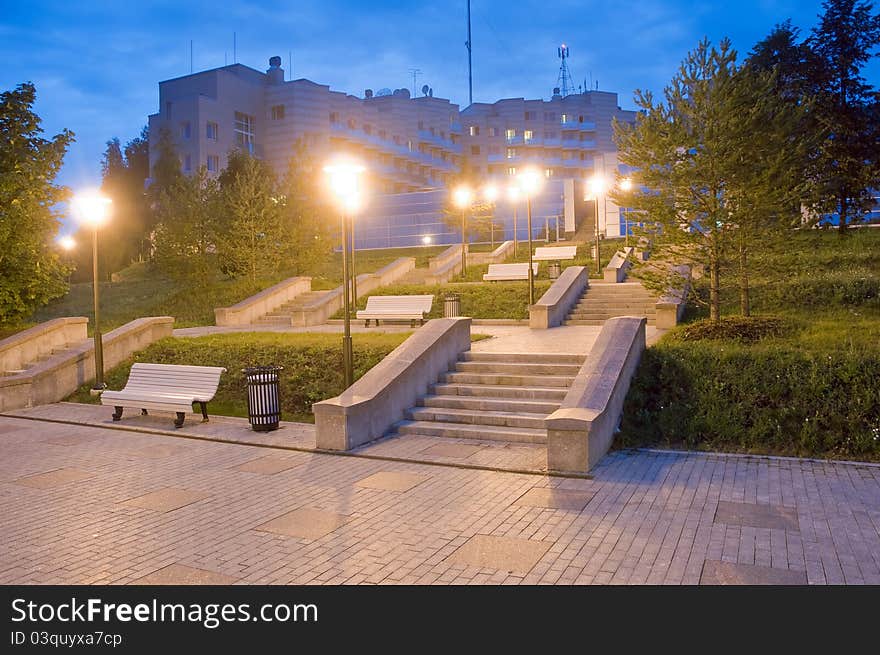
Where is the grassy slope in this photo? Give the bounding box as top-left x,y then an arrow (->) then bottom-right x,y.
621,228 -> 880,461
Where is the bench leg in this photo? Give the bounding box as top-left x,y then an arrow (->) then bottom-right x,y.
141,409 -> 148,415
174,412 -> 185,429
112,406 -> 123,421
199,402 -> 209,423
411,319 -> 416,328
364,320 -> 369,327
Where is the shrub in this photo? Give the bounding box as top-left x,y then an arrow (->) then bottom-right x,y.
667,316 -> 795,343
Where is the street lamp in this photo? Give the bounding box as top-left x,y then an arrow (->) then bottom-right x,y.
324,160 -> 365,388
517,168 -> 542,305
453,185 -> 473,276
507,185 -> 520,256
587,174 -> 607,276
72,191 -> 111,392
59,235 -> 76,252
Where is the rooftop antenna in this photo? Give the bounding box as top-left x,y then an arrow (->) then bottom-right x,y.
409,68 -> 422,97
289,51 -> 292,81
557,44 -> 573,97
233,32 -> 236,63
190,40 -> 193,74
466,0 -> 473,105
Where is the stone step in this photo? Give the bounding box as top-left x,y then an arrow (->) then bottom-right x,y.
254,316 -> 292,325
405,406 -> 547,429
569,311 -> 656,319
575,300 -> 656,306
394,420 -> 547,444
441,372 -> 575,387
460,352 -> 585,365
454,361 -> 582,376
565,319 -> 656,326
430,382 -> 568,401
418,394 -> 560,414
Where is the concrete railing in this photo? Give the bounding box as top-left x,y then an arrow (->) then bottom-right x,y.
290,257 -> 416,327
425,245 -> 465,285
545,316 -> 646,474
655,264 -> 691,329
429,244 -> 465,271
603,246 -> 634,283
214,276 -> 312,326
0,317 -> 88,374
468,241 -> 514,266
529,266 -> 588,329
0,316 -> 174,412
634,237 -> 652,262
313,317 -> 472,450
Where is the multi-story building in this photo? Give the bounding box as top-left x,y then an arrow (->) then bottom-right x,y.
147,56 -> 638,247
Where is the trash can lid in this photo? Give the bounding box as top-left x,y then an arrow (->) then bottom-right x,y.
242,365 -> 285,374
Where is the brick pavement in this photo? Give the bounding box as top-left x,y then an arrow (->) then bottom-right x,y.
1,413 -> 879,585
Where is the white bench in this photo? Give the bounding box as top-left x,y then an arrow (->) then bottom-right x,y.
533,246 -> 578,261
483,263 -> 539,281
101,363 -> 227,428
356,295 -> 434,326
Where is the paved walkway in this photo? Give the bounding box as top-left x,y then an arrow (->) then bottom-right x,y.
2,409 -> 879,585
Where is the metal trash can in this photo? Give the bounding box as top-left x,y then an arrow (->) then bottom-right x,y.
548,262 -> 561,279
444,293 -> 461,318
242,365 -> 283,431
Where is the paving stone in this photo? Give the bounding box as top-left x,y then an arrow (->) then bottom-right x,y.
128,444 -> 189,459
45,434 -> 100,446
419,443 -> 482,458
445,534 -> 552,575
129,564 -> 239,585
256,508 -> 350,540
13,468 -> 94,489
700,560 -> 807,585
121,488 -> 208,512
715,501 -> 799,531
355,471 -> 430,492
513,487 -> 595,511
233,455 -> 304,475
0,424 -> 24,435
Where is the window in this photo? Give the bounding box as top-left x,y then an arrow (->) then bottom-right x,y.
206,122 -> 218,140
271,104 -> 285,120
578,115 -> 584,123
524,111 -> 537,120
524,130 -> 534,143
207,155 -> 219,172
545,168 -> 554,178
544,130 -> 557,139
379,129 -> 386,139
407,140 -> 414,152
181,122 -> 191,139
363,124 -> 372,135
506,148 -> 516,159
418,120 -> 425,130
471,145 -> 481,156
505,128 -> 516,140
183,154 -> 191,171
393,135 -> 401,145
329,111 -> 340,124
561,113 -> 570,123
429,127 -> 435,136
488,127 -> 498,137
469,125 -> 479,136
543,111 -> 556,121
234,112 -> 255,153
347,118 -> 356,129
508,167 -> 517,176
489,145 -> 501,155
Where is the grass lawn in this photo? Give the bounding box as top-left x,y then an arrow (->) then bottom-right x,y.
621,228 -> 880,461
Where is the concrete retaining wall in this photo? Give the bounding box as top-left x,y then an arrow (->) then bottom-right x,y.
655,265 -> 691,329
468,241 -> 514,266
529,266 -> 588,329
0,317 -> 88,374
603,247 -> 634,283
425,245 -> 466,285
313,317 -> 472,450
214,277 -> 312,326
545,316 -> 646,473
0,316 -> 174,412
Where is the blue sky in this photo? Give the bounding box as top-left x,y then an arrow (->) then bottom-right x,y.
3,0 -> 878,198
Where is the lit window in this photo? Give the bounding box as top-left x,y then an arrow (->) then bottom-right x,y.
469,125 -> 479,136
271,104 -> 285,120
234,112 -> 255,153
407,140 -> 414,152
545,168 -> 554,177
206,122 -> 218,140
471,145 -> 480,155
207,155 -> 219,172
506,148 -> 516,159
508,167 -> 516,176
524,130 -> 534,142
181,122 -> 191,139
505,128 -> 516,140
561,113 -> 570,124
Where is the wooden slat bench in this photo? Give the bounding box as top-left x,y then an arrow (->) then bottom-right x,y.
483,263 -> 539,281
100,363 -> 227,428
356,295 -> 434,327
533,246 -> 578,261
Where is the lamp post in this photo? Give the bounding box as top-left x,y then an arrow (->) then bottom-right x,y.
73,192 -> 111,392
324,160 -> 365,389
453,186 -> 473,276
619,177 -> 633,248
507,185 -> 520,256
588,174 -> 607,276
518,168 -> 542,305
349,214 -> 357,304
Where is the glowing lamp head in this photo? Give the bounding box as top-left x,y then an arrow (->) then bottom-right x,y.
59,235 -> 76,251
506,184 -> 520,202
323,159 -> 366,210
517,168 -> 542,196
73,191 -> 112,228
588,174 -> 607,197
619,177 -> 633,192
453,186 -> 473,209
483,185 -> 498,203
421,235 -> 432,245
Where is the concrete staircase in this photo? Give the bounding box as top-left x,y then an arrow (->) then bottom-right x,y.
387,352 -> 585,444
565,281 -> 657,326
253,291 -> 332,326
1,345 -> 82,377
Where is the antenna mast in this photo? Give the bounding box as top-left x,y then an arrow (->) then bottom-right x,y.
466,0 -> 473,105
409,68 -> 422,97
557,44 -> 573,97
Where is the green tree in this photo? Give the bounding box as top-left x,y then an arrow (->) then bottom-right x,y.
0,82 -> 74,323
613,39 -> 811,321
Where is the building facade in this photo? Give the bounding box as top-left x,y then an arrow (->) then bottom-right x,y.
148,57 -> 638,247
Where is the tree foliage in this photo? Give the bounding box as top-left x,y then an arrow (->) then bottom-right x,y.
0,82 -> 74,323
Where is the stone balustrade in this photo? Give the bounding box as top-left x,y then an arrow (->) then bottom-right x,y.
529,266 -> 588,329
214,277 -> 312,327
0,317 -> 88,375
